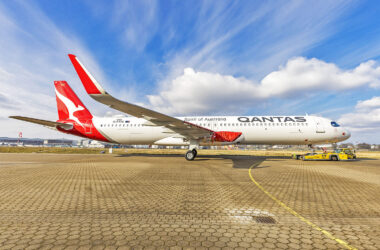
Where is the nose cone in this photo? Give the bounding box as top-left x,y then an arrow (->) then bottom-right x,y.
342,129 -> 351,139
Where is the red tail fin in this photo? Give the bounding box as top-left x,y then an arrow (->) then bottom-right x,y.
54,81 -> 109,142
54,81 -> 92,124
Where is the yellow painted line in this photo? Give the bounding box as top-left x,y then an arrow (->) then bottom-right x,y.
248,164 -> 357,250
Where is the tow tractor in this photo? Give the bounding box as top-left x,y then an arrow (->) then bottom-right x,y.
293,148 -> 356,161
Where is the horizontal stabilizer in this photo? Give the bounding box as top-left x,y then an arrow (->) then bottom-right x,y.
9,116 -> 73,130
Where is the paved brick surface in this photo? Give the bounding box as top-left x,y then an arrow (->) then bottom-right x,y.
0,153 -> 379,249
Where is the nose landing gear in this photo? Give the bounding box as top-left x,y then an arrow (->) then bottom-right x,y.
308,144 -> 315,153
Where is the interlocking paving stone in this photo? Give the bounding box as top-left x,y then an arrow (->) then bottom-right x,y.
0,153 -> 379,249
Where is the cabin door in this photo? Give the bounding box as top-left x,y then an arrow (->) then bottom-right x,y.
315,118 -> 325,133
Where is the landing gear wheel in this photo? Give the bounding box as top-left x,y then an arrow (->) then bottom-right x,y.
192,149 -> 197,157
185,150 -> 196,161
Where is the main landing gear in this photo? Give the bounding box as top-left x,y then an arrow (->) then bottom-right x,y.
185,149 -> 197,161
185,139 -> 199,161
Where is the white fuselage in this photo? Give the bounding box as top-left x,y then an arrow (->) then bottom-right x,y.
92,115 -> 350,146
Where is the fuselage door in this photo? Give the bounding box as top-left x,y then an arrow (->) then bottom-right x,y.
315,118 -> 325,133
85,120 -> 92,134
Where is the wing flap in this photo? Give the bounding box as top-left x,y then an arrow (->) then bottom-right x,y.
10,116 -> 73,130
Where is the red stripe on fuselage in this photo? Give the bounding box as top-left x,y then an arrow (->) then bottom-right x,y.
56,120 -> 109,142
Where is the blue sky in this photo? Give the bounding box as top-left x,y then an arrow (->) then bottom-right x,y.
1,0 -> 380,143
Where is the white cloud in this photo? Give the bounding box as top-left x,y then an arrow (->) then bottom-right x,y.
148,57 -> 380,115
148,68 -> 258,115
356,97 -> 380,110
338,96 -> 380,131
259,58 -> 380,97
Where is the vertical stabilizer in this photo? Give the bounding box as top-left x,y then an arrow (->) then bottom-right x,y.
54,81 -> 92,125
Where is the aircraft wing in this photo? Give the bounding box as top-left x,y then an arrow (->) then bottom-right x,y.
9,116 -> 73,130
68,54 -> 213,140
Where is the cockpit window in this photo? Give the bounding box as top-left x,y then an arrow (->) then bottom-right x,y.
331,121 -> 340,127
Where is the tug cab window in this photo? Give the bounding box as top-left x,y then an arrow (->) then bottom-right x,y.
331,121 -> 340,127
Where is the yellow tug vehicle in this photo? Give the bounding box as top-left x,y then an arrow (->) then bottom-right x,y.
293,148 -> 356,161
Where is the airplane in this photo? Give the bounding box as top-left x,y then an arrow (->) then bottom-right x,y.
10,54 -> 351,161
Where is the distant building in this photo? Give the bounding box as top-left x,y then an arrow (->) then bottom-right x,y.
356,143 -> 371,150
43,139 -> 75,147
78,139 -> 106,148
0,137 -> 75,147
339,143 -> 355,148
0,137 -> 43,146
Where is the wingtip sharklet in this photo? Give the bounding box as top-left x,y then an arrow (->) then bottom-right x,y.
68,54 -> 106,95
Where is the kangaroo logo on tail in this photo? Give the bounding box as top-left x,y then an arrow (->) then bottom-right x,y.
55,89 -> 85,128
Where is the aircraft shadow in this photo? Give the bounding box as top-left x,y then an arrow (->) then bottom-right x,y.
115,153 -> 375,167
116,153 -> 272,169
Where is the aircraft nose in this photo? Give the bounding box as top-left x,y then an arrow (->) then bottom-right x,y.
342,129 -> 351,139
